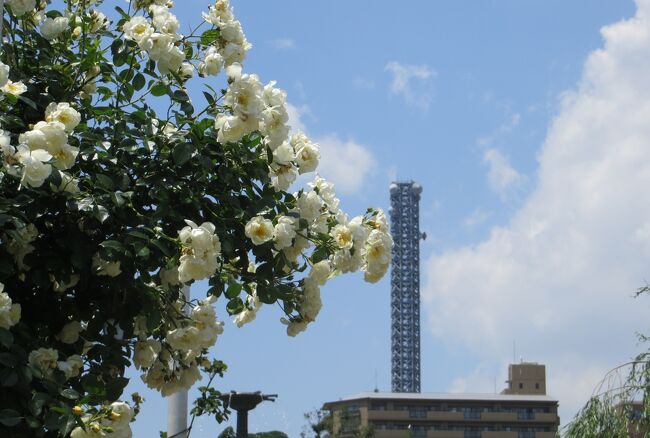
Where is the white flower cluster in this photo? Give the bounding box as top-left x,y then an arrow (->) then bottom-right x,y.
70,401 -> 134,438
0,283 -> 21,329
27,347 -> 83,380
0,101 -> 80,188
244,175 -> 393,336
177,220 -> 221,283
6,0 -> 36,16
215,73 -> 320,190
5,222 -> 37,271
201,0 -> 251,69
0,60 -> 26,95
123,3 -> 186,75
92,253 -> 122,277
139,297 -> 224,396
40,16 -> 68,40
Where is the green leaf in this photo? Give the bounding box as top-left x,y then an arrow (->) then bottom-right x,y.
95,173 -> 114,190
200,29 -> 220,46
151,83 -> 168,97
0,352 -> 17,367
225,283 -> 242,299
133,73 -> 146,91
0,328 -> 13,348
226,297 -> 244,315
0,409 -> 22,427
61,388 -> 80,400
172,90 -> 190,102
100,240 -> 125,252
172,143 -> 194,165
59,414 -> 79,436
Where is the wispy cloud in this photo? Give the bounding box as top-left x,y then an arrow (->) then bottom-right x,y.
424,0 -> 650,425
269,38 -> 295,50
385,61 -> 435,109
483,148 -> 525,200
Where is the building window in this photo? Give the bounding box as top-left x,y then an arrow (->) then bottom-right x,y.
411,426 -> 426,437
409,407 -> 427,418
519,383 -> 523,389
535,383 -> 540,389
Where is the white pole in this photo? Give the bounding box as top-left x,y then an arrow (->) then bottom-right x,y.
167,284 -> 190,438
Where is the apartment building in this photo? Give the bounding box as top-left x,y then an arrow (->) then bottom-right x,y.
323,363 -> 559,438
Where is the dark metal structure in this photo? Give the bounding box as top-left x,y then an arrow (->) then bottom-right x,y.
219,391 -> 277,438
389,181 -> 423,393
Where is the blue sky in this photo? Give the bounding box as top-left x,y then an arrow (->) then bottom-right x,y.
116,0 -> 650,436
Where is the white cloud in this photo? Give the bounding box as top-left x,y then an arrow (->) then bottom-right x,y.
424,0 -> 650,427
353,75 -> 376,90
317,135 -> 377,194
385,61 -> 435,109
286,103 -> 377,194
463,208 -> 490,229
269,38 -> 295,50
483,148 -> 525,200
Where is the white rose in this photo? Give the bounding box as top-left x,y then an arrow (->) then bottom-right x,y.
150,5 -> 179,34
297,190 -> 323,222
299,279 -> 322,322
273,216 -> 296,250
178,253 -> 218,283
285,319 -> 309,337
167,326 -> 200,352
57,354 -> 83,379
283,235 -> 309,261
57,320 -> 82,344
3,80 -> 27,96
214,114 -> 257,144
272,141 -> 295,165
331,224 -> 353,249
293,137 -> 320,174
0,62 -> 9,88
263,81 -> 286,108
0,284 -> 21,329
28,348 -> 58,376
157,45 -> 185,75
123,16 -> 154,46
45,102 -> 81,133
16,146 -> 52,188
92,253 -> 122,277
89,11 -> 108,33
364,229 -> 393,266
199,47 -> 224,76
309,260 -> 331,286
244,216 -> 274,245
134,340 -> 161,369
109,401 -> 134,428
41,16 -> 68,40
270,164 -> 297,191
233,292 -> 261,328
223,74 -> 264,119
179,220 -> 221,257
332,248 -> 363,273
6,0 -> 36,16
260,106 -> 289,150
220,20 -> 245,44
202,0 -> 234,27
180,62 -> 194,79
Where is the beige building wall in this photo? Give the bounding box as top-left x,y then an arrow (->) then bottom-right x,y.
502,363 -> 546,395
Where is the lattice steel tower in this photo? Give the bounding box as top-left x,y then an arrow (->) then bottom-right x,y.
389,181 -> 423,393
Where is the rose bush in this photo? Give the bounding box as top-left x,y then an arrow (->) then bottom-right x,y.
0,0 -> 392,436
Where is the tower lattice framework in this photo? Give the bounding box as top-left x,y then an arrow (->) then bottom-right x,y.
389,181 -> 422,393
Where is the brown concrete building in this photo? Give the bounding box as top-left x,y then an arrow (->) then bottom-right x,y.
323,363 -> 559,438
